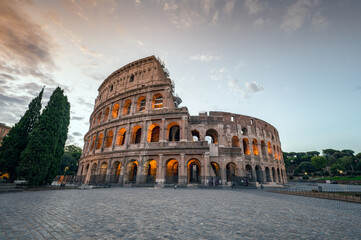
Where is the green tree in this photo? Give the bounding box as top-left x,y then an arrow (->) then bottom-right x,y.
59,145 -> 82,175
306,151 -> 320,156
17,87 -> 70,186
311,156 -> 327,170
0,88 -> 43,181
294,161 -> 316,175
330,163 -> 345,176
337,156 -> 354,172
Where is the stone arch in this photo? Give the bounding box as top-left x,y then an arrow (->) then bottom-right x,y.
112,103 -> 120,118
226,162 -> 237,182
265,167 -> 271,182
103,107 -> 109,122
191,129 -> 200,141
126,160 -> 138,183
243,138 -> 250,155
268,142 -> 272,155
122,99 -> 132,115
261,140 -> 266,155
242,127 -> 248,135
96,133 -> 104,149
116,128 -> 126,146
144,159 -> 157,183
147,124 -> 160,142
205,129 -> 218,144
210,162 -> 221,177
252,139 -> 259,155
188,159 -> 201,183
273,145 -> 277,159
90,135 -> 96,151
232,136 -> 239,147
255,165 -> 262,183
137,96 -> 146,112
98,162 -> 108,183
245,164 -> 253,182
89,163 -> 98,184
97,112 -> 102,125
165,159 -> 178,184
105,130 -> 113,148
83,163 -> 89,176
153,93 -> 163,109
131,125 -> 142,144
272,167 -> 277,182
167,122 -> 180,141
110,161 -> 121,183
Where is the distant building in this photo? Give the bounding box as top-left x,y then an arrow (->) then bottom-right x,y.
76,56 -> 286,187
0,123 -> 11,146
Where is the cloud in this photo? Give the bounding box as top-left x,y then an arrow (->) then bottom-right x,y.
223,0 -> 236,16
281,0 -> 327,32
0,1 -> 55,70
190,54 -> 220,62
72,132 -> 83,136
244,0 -> 265,15
71,116 -> 85,121
210,68 -> 229,81
228,79 -> 264,99
77,97 -> 94,109
245,81 -> 264,92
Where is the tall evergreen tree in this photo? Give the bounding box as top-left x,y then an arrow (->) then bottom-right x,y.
0,88 -> 43,181
17,87 -> 70,186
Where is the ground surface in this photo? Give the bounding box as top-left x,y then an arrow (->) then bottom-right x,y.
0,187 -> 360,240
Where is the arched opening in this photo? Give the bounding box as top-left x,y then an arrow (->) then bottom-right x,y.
210,162 -> 221,186
98,162 -> 108,183
273,145 -> 277,159
268,142 -> 272,155
272,167 -> 277,182
232,136 -> 239,147
278,146 -> 282,160
144,160 -> 157,183
147,124 -> 160,142
97,112 -> 102,125
83,164 -> 89,183
92,117 -> 96,128
191,130 -> 200,141
265,167 -> 271,182
277,168 -> 282,183
110,161 -> 121,183
226,162 -> 237,182
188,159 -> 201,183
242,127 -> 248,135
90,135 -> 96,151
116,128 -> 126,146
252,139 -> 259,155
126,160 -> 138,183
103,107 -> 109,122
96,133 -> 104,149
137,96 -> 146,112
281,169 -> 285,183
255,165 -> 262,183
243,138 -> 250,155
105,130 -> 113,148
153,93 -> 163,109
112,103 -> 120,118
165,159 -> 178,184
261,140 -> 266,155
205,129 -> 218,144
89,163 -> 97,184
131,126 -> 142,144
168,123 -> 180,141
246,164 -> 253,182
122,99 -> 132,115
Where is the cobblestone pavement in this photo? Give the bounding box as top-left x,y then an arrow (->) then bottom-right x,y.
0,188 -> 360,240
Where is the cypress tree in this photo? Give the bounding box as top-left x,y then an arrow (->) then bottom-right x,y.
0,88 -> 43,181
17,87 -> 70,186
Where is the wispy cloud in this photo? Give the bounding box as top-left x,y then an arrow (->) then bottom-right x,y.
281,0 -> 328,32
190,54 -> 220,62
228,79 -> 264,99
244,0 -> 265,15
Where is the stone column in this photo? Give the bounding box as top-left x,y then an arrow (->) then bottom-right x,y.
105,160 -> 112,183
111,127 -> 117,151
156,154 -> 164,185
136,156 -> 144,184
145,92 -> 152,112
125,123 -> 131,146
100,130 -> 106,152
160,118 -> 166,142
118,161 -> 125,185
220,165 -> 227,186
142,120 -> 148,144
179,153 -> 186,185
180,116 -> 187,142
131,96 -> 137,115
203,153 -> 210,186
92,132 -> 98,154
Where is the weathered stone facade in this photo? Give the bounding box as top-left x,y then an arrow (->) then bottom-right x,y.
0,123 -> 10,147
77,56 -> 286,187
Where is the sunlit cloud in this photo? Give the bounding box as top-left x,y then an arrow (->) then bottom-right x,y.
228,79 -> 264,99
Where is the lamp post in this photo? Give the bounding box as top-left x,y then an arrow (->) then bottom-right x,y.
61,167 -> 69,187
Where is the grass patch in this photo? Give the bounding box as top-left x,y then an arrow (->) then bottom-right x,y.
320,176 -> 361,181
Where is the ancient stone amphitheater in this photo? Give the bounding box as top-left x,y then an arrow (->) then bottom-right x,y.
76,56 -> 286,187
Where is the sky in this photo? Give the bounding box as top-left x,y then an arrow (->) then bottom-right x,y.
0,0 -> 360,154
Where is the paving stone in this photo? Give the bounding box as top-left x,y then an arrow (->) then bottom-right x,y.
0,188 -> 360,239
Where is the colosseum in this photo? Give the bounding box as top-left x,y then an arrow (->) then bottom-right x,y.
76,56 -> 286,187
